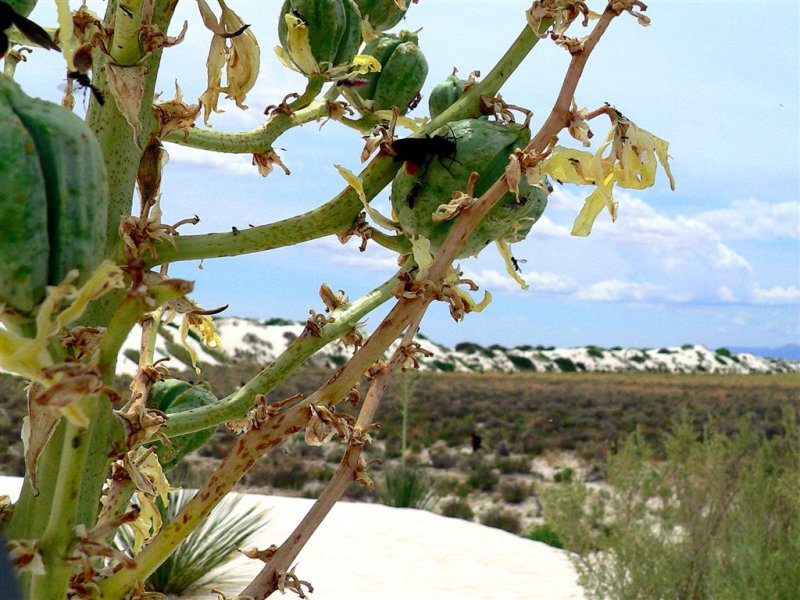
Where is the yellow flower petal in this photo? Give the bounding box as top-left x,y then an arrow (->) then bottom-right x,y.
335,164 -> 400,231
571,186 -> 611,237
55,0 -> 75,71
541,147 -> 596,184
496,239 -> 528,290
410,235 -> 433,269
348,54 -> 382,75
283,11 -> 320,75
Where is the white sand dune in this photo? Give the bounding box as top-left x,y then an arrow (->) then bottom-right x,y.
0,476 -> 585,599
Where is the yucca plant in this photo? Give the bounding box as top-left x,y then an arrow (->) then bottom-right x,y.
379,465 -> 437,510
115,489 -> 268,595
0,0 -> 673,597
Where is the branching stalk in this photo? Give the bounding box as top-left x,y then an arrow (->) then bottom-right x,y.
164,264 -> 408,437
149,19 -> 551,267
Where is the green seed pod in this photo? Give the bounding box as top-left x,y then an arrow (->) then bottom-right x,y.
428,73 -> 467,119
0,76 -> 108,314
277,0 -> 362,77
391,118 -> 549,258
2,0 -> 36,17
349,31 -> 427,114
354,0 -> 408,32
147,379 -> 219,470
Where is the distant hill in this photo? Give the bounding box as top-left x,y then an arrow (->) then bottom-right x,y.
117,317 -> 800,376
729,344 -> 800,361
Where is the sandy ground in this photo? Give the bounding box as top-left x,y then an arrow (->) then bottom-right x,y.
1,476 -> 585,600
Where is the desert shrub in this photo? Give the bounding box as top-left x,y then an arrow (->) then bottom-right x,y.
116,489 -> 266,595
543,413 -> 800,600
329,354 -> 348,367
440,499 -> 474,521
480,508 -> 521,534
455,342 -> 493,358
379,466 -> 437,510
345,481 -> 375,501
264,318 -> 294,326
271,461 -> 310,490
430,448 -> 459,469
496,455 -> 531,474
432,360 -> 456,372
325,444 -> 346,463
553,467 -> 574,483
587,346 -> 604,359
308,464 -> 335,482
499,480 -> 530,504
466,461 -> 499,492
508,355 -> 535,370
554,357 -> 577,372
526,523 -> 564,549
382,436 -> 403,459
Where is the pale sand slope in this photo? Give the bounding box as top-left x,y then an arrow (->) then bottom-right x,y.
0,476 -> 585,600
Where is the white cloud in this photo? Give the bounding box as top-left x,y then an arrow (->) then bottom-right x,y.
528,216 -> 570,239
733,314 -> 747,326
751,285 -> 800,305
717,286 -> 737,302
164,143 -> 257,176
694,199 -> 800,240
574,279 -> 692,304
714,242 -> 753,272
463,269 -> 577,295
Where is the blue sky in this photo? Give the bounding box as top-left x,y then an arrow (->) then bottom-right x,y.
14,1 -> 800,349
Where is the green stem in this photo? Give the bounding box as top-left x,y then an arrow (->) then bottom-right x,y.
96,401 -> 310,599
150,22 -> 548,267
86,0 -> 180,262
109,0 -> 145,66
28,397 -> 103,599
150,154 -> 400,265
288,75 -> 325,111
164,98 -> 331,153
164,266 -> 403,437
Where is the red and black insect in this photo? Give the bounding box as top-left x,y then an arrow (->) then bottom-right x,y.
336,77 -> 369,88
0,1 -> 59,58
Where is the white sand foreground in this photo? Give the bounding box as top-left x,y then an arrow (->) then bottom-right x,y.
1,476 -> 585,599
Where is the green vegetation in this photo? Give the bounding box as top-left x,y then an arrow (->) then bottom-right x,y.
508,354 -> 536,370
526,523 -> 564,549
379,465 -> 437,510
115,489 -> 267,595
480,507 -> 521,534
440,499 -> 474,521
543,414 -> 800,599
455,341 -> 493,358
587,346 -> 605,359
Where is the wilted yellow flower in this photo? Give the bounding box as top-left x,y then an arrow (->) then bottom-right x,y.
198,0 -> 260,125
180,312 -> 222,373
542,115 -> 674,236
